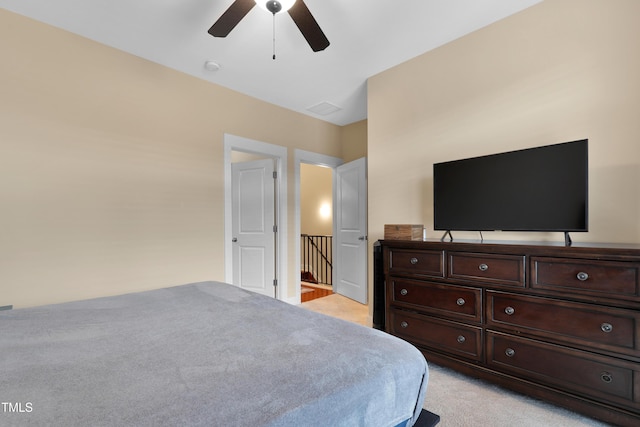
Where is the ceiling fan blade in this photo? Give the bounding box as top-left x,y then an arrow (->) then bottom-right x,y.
288,1 -> 330,52
208,0 -> 255,37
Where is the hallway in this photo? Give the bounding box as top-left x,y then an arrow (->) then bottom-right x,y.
300,293 -> 369,327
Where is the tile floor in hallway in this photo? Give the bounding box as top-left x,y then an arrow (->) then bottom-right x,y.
300,293 -> 370,327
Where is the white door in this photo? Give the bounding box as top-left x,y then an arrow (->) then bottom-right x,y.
231,158 -> 276,298
334,157 -> 367,304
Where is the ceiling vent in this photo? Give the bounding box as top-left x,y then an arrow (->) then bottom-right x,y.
306,101 -> 342,116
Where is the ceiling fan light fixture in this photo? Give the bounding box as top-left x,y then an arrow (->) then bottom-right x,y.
255,0 -> 296,14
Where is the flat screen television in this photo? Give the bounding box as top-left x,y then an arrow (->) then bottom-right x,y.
433,139 -> 588,239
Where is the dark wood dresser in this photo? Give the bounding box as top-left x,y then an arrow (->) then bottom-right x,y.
381,239 -> 640,426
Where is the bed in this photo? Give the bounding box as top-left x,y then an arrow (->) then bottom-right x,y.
1,281 -> 430,426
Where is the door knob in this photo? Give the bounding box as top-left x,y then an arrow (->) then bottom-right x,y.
232,237 -> 238,243
358,236 -> 366,241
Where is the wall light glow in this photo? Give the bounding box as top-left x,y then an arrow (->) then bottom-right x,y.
319,203 -> 331,219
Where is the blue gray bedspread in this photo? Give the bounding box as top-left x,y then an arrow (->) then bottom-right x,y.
1,281 -> 428,426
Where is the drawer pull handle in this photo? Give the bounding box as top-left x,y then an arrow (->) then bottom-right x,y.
400,321 -> 409,328
504,306 -> 515,315
456,298 -> 466,306
576,271 -> 589,281
601,372 -> 613,383
601,323 -> 613,333
479,263 -> 489,271
505,348 -> 516,357
400,288 -> 408,296
410,257 -> 418,265
457,335 -> 466,344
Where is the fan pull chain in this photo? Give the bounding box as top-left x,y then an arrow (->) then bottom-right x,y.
272,13 -> 276,60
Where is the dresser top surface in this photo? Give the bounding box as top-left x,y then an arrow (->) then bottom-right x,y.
379,239 -> 640,257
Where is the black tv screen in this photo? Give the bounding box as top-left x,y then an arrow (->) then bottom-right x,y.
433,139 -> 588,232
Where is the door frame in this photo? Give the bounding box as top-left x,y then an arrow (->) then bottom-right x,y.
294,149 -> 343,304
224,134 -> 287,300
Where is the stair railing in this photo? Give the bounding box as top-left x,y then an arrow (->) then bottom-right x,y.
300,234 -> 333,286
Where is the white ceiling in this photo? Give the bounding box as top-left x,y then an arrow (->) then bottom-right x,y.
0,0 -> 541,126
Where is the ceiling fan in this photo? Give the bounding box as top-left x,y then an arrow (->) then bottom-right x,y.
208,0 -> 330,53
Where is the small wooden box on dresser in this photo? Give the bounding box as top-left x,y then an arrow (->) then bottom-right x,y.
381,239 -> 640,426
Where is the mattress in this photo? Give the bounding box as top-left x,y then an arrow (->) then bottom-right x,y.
1,281 -> 428,426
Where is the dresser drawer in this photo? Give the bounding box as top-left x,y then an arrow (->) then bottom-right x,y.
487,332 -> 639,410
389,309 -> 483,362
390,278 -> 482,323
449,252 -> 525,287
487,291 -> 640,356
531,257 -> 640,298
388,248 -> 445,278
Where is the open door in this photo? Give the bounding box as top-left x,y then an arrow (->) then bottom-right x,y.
231,158 -> 276,298
334,157 -> 367,304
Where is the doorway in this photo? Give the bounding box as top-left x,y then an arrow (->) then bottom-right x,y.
300,163 -> 333,302
294,150 -> 341,304
294,150 -> 368,305
224,134 -> 287,300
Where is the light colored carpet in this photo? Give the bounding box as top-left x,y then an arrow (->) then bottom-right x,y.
300,294 -> 612,427
425,363 -> 610,427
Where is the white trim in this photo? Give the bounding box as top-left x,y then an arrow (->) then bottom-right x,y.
293,149 -> 343,304
224,134 -> 288,300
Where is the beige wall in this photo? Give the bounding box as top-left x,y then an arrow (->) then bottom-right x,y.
368,0 -> 640,249
0,9 -> 344,308
340,119 -> 368,162
300,164 -> 333,236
